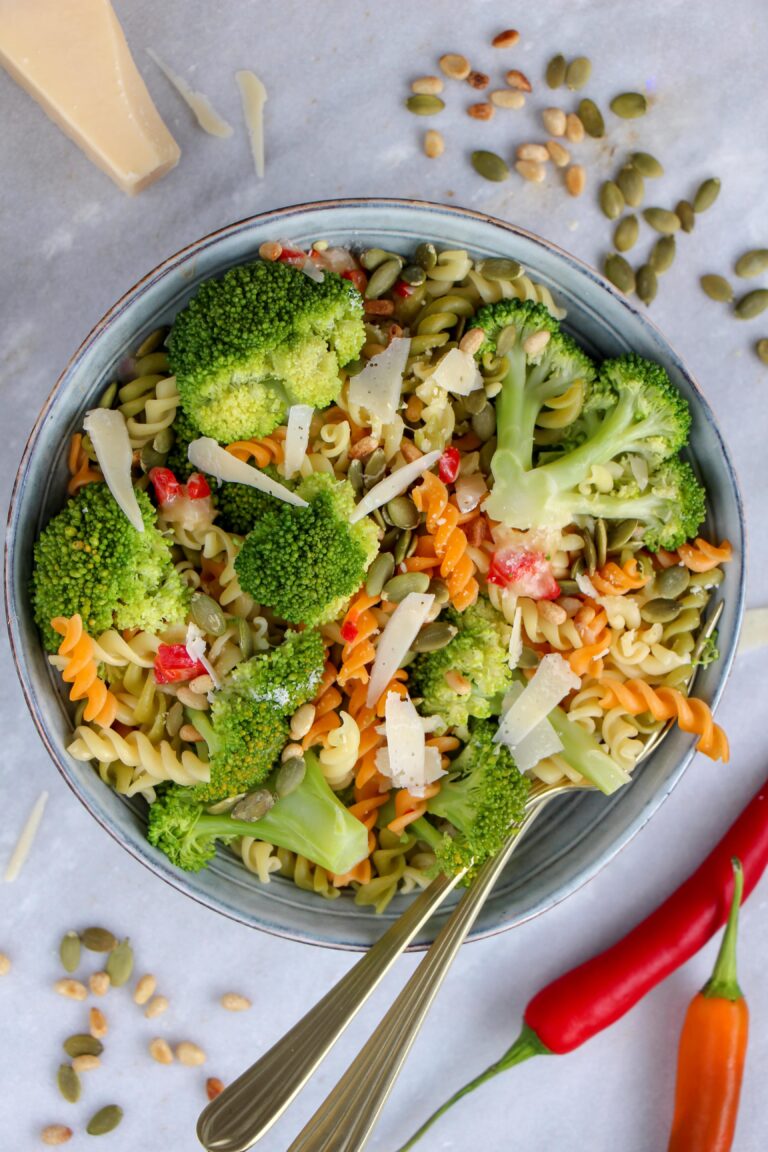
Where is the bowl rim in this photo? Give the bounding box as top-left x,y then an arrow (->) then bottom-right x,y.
4,197 -> 747,951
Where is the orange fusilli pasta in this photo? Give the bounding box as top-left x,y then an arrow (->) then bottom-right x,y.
51,615 -> 118,728
388,781 -> 442,836
301,661 -> 342,750
597,677 -> 729,762
66,433 -> 102,496
337,592 -> 381,688
591,558 -> 649,595
411,471 -> 479,610
677,538 -> 733,573
225,428 -> 286,467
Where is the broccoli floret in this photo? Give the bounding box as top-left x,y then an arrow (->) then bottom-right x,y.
147,751 -> 368,875
32,483 -> 189,652
164,406 -> 202,482
189,629 -> 325,803
410,719 -> 529,878
235,472 -> 379,626
410,598 -> 512,728
215,466 -> 296,535
167,259 -> 365,442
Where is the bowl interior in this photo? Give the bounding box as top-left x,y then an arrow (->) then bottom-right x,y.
5,199 -> 745,950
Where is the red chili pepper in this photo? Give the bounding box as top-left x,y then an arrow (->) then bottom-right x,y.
438,446 -> 461,485
395,778 -> 768,1152
341,268 -> 368,295
340,620 -> 359,644
186,473 -> 211,500
392,279 -> 415,298
149,467 -> 181,503
487,547 -> 560,600
153,643 -> 206,685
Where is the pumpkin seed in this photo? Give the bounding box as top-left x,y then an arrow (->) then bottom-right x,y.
604,254 -> 636,295
415,242 -> 437,271
617,165 -> 644,208
237,618 -> 253,660
675,200 -> 695,233
57,1064 -> 81,1104
471,403 -> 496,441
371,506 -> 387,531
463,389 -> 487,416
275,758 -> 306,799
595,520 -> 608,569
471,150 -> 510,182
735,249 -> 768,279
428,579 -> 451,606
693,177 -> 721,213
545,53 -> 567,89
139,443 -> 165,472
232,789 -> 275,821
362,447 -> 386,487
411,622 -> 459,653
599,181 -> 625,220
190,592 -> 227,636
631,151 -> 664,178
735,289 -> 768,320
347,457 -> 364,495
614,215 -> 639,253
556,578 -> 581,595
653,566 -> 690,599
578,98 -> 604,137
607,519 -> 639,550
81,927 -> 116,953
700,275 -> 733,303
86,1106 -> 123,1137
383,572 -> 431,602
565,56 -> 592,90
365,259 -> 402,299
582,531 -> 597,574
479,438 -> 496,474
385,495 -> 420,529
650,236 -> 676,273
98,382 -> 118,409
610,92 -> 647,118
64,1034 -> 104,1059
360,248 -> 391,271
405,94 -> 445,116
105,939 -> 133,988
475,257 -> 522,281
756,338 -> 768,365
641,598 -> 683,624
518,647 -> 540,669
59,932 -> 81,974
401,264 -> 426,286
393,529 -> 413,565
643,208 -> 681,235
366,553 -> 396,597
636,264 -> 658,305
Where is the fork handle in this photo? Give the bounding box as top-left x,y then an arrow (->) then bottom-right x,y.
285,803 -> 546,1152
196,868 -> 463,1152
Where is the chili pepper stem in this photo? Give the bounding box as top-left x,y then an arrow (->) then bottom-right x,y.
702,858 -> 744,1001
394,1024 -> 549,1152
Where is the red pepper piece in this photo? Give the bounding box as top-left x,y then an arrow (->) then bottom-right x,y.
340,620 -> 359,644
149,467 -> 181,504
392,279 -> 415,298
154,643 -> 206,684
186,473 -> 211,500
278,247 -> 307,266
341,268 -> 368,295
438,446 -> 461,485
487,547 -> 560,600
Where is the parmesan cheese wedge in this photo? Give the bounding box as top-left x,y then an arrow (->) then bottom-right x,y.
429,347 -> 483,396
375,693 -> 445,797
498,685 -> 562,772
0,0 -> 180,194
495,654 -> 580,749
348,338 -> 411,424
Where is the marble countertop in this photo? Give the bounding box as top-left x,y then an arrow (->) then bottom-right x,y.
2,2 -> 767,1149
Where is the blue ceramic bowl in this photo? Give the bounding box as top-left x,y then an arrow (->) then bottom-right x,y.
5,200 -> 745,950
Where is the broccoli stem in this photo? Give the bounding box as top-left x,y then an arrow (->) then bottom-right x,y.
548,707 -> 631,794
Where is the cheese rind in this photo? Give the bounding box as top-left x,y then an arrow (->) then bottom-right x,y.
0,0 -> 180,194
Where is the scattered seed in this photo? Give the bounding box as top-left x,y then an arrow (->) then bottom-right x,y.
735,289 -> 768,320
105,938 -> 133,988
610,91 -> 647,118
636,264 -> 658,305
89,972 -> 110,997
179,723 -> 203,743
693,177 -> 721,213
578,98 -> 605,137
492,29 -> 520,48
467,102 -> 494,120
675,200 -> 695,233
643,207 -> 681,234
700,274 -> 734,302
616,165 -> 644,208
385,494 -> 420,528
89,1007 -> 108,1039
564,113 -> 585,143
220,992 -> 252,1012
206,1077 -> 225,1101
631,151 -> 664,178
59,933 -> 80,974
360,247 -> 392,271
599,181 -> 625,220
516,143 -> 549,163
232,789 -> 274,822
505,69 -> 532,92
467,70 -> 490,90
546,140 -> 570,167
0,952 -> 11,976
41,1125 -> 73,1146
614,215 -> 639,253
545,53 -> 567,89
144,995 -> 169,1019
289,703 -> 316,742
735,249 -> 768,279
149,1037 -> 174,1065
57,1064 -> 81,1104
81,927 -> 116,953
459,326 -> 487,355
258,241 -> 281,261
650,236 -> 676,273
542,107 -> 566,136
523,330 -> 552,356
565,56 -> 592,90
63,1034 -> 103,1059
275,756 -> 306,798
641,598 -> 683,624
489,88 -> 525,109
471,149 -> 510,182
281,742 -> 304,762
565,164 -> 586,197
366,259 -> 402,299
72,1054 -> 101,1073
401,264 -> 426,286
406,94 -> 445,116
383,572 -> 431,602
439,53 -> 471,81
423,129 -> 444,159
756,339 -> 768,365
604,254 -> 636,294
86,1105 -> 123,1136
411,76 -> 444,96
365,552 -> 396,597
411,622 -> 458,653
177,1041 -> 207,1067
54,979 -> 87,1001
515,159 -> 546,183
445,669 -> 472,695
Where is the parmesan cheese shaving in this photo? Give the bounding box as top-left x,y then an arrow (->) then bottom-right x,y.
185,623 -> 220,689
350,450 -> 441,524
454,472 -> 487,513
429,347 -> 483,396
500,687 -> 563,772
236,70 -> 267,178
283,405 -> 313,478
495,654 -> 580,749
4,791 -> 48,882
347,337 -> 411,425
146,49 -> 233,138
366,592 -> 435,708
507,604 -> 523,670
375,693 -> 445,797
738,607 -> 768,654
187,438 -> 307,507
83,408 -> 144,532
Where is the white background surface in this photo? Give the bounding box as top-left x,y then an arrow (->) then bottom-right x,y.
2,2 -> 768,1149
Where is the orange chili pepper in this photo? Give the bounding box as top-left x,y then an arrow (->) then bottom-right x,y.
667,858 -> 748,1152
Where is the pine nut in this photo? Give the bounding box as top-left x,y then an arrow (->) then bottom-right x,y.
505,69 -> 531,92
515,160 -> 546,183
444,670 -> 471,696
220,992 -> 252,1012
468,102 -> 494,121
546,140 -> 571,168
490,89 -> 525,109
89,971 -> 110,996
400,440 -> 423,463
72,1054 -> 101,1073
144,995 -> 169,1019
289,704 -> 316,741
149,1037 -> 174,1065
54,979 -> 87,1001
516,143 -> 549,163
523,330 -> 552,356
179,724 -> 203,743
133,973 -> 157,1006
542,108 -> 566,136
492,29 -> 520,48
206,1077 -> 225,1101
459,327 -> 485,356
438,53 -> 470,81
258,241 -> 281,262
565,164 -> 586,197
0,953 -> 10,976
189,674 -> 214,695
281,743 -> 305,762
424,129 -> 445,159
411,76 -> 443,95
89,1007 -> 108,1039
41,1126 -> 73,1146
176,686 -> 210,710
539,600 -> 568,624
176,1041 -> 207,1067
348,434 -> 380,460
565,113 -> 585,143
